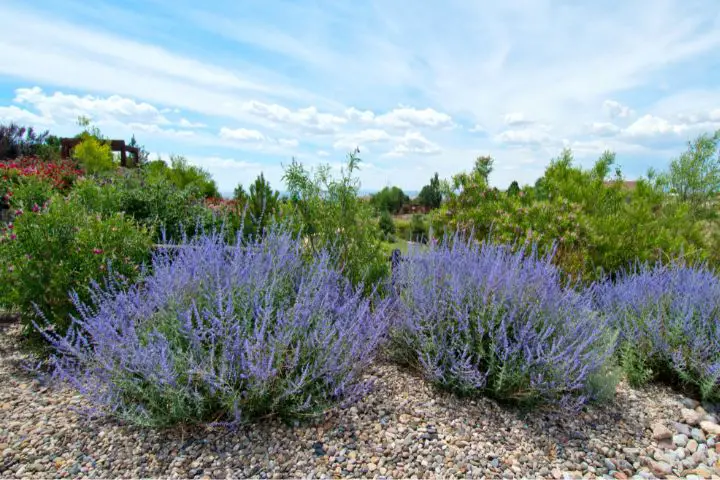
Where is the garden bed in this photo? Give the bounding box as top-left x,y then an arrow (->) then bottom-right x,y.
1,324 -> 719,479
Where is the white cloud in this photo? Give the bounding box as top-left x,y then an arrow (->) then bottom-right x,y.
219,127 -> 266,142
345,107 -> 376,123
333,129 -> 392,151
317,150 -> 330,157
603,100 -> 634,119
14,86 -> 170,126
0,105 -> 51,125
623,114 -> 688,137
495,127 -> 553,146
240,100 -> 346,134
345,105 -> 453,130
128,123 -> 195,137
277,138 -> 299,148
385,131 -> 441,157
178,118 -> 206,128
590,122 -> 622,136
503,112 -> 533,126
677,109 -> 720,124
374,106 -> 453,129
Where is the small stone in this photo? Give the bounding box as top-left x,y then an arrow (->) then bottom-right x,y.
687,439 -> 699,453
674,422 -> 692,436
623,447 -> 641,457
551,468 -> 563,479
367,463 -> 377,472
681,398 -> 701,409
652,423 -> 673,440
682,408 -> 703,426
691,449 -> 706,464
613,472 -> 628,480
692,465 -> 713,478
648,460 -> 673,476
673,434 -> 689,447
658,438 -> 674,449
675,447 -> 686,460
604,458 -> 616,470
700,421 -> 720,435
691,428 -> 707,442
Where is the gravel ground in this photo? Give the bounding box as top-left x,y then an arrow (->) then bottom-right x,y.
1,324 -> 719,479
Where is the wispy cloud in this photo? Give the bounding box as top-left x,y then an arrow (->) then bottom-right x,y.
0,0 -> 719,192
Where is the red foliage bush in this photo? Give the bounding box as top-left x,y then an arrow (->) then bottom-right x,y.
1,156 -> 83,191
1,156 -> 84,208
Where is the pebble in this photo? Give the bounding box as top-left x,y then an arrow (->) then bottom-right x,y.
691,427 -> 706,442
2,324 -> 720,478
674,422 -> 691,436
652,422 -> 673,440
672,433 -> 688,447
699,420 -> 720,435
682,408 -> 703,426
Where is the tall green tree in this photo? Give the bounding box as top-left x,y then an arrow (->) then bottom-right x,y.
418,172 -> 442,209
247,173 -> 280,234
663,129 -> 720,212
372,186 -> 409,213
473,155 -> 494,184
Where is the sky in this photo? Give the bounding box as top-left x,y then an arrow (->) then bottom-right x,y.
1,0 -> 719,196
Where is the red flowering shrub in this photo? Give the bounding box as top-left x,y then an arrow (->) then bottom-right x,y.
1,156 -> 83,210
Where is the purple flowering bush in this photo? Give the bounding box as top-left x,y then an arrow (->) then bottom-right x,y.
390,232 -> 617,409
37,225 -> 391,427
593,262 -> 720,399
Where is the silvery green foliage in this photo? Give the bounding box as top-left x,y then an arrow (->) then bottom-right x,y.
37,225 -> 390,427
391,232 -> 616,409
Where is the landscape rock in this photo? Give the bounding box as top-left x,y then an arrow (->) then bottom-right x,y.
691,427 -> 707,442
700,421 -> 720,436
0,323 -> 716,479
652,422 -> 673,440
674,422 -> 692,436
672,433 -> 688,447
682,408 -> 703,426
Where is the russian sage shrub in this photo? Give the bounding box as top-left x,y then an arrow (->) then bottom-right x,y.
37,225 -> 390,427
391,233 -> 617,409
593,262 -> 720,399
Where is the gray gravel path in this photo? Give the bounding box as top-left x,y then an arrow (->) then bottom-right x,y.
1,324 -> 719,479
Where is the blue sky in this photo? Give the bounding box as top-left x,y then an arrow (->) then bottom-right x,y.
1,0 -> 719,195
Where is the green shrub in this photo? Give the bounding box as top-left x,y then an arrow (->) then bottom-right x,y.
282,150 -> 389,292
410,214 -> 429,243
372,186 -> 409,214
145,155 -> 220,199
378,210 -> 395,236
0,195 -> 152,342
394,217 -> 412,241
11,175 -> 55,211
72,136 -> 117,174
433,145 -> 719,282
71,173 -> 213,242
